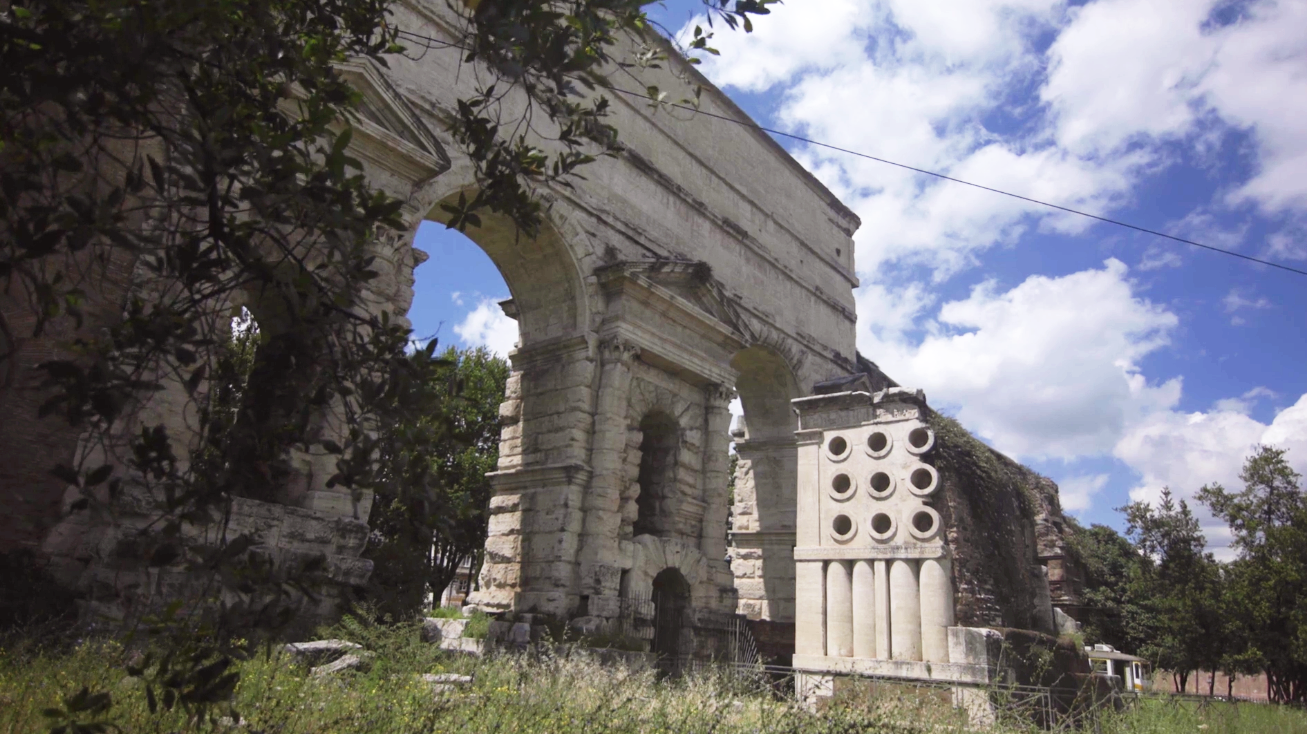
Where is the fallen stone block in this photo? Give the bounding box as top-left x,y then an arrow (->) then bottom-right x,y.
422,617 -> 469,644
283,639 -> 363,666
310,651 -> 374,677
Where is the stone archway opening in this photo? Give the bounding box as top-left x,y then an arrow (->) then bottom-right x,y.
415,191 -> 594,616
652,566 -> 691,673
728,345 -> 801,661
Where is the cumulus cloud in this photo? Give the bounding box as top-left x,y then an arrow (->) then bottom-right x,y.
683,0 -> 1307,552
1059,474 -> 1110,514
859,259 -> 1180,459
1116,393 -> 1307,558
454,298 -> 518,358
1044,0 -> 1307,213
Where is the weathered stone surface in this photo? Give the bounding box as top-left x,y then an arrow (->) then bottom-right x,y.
421,618 -> 468,644
283,639 -> 363,660
310,652 -> 374,677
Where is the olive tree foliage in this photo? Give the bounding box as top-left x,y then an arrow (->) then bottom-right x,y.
1,0 -> 772,727
1200,446 -> 1307,703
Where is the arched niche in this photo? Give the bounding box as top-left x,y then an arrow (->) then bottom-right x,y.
422,190 -> 587,348
634,411 -> 680,538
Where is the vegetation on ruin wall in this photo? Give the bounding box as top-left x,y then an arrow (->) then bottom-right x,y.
5,619 -> 1307,734
926,411 -> 1046,630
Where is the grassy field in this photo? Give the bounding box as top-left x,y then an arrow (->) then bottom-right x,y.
2,618 -> 1304,733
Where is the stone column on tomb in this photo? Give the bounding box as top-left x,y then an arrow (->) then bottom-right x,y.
825,561 -> 854,658
874,559 -> 891,659
919,557 -> 954,663
698,383 -> 737,608
575,336 -> 641,613
852,559 -> 875,658
794,560 -> 826,656
890,559 -> 922,661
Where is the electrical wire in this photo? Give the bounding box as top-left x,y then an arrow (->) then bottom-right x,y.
393,28 -> 1307,278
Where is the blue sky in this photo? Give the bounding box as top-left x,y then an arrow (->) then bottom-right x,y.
409,0 -> 1307,554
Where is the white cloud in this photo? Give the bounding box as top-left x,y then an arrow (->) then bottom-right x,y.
451,291 -> 464,306
1059,473 -> 1109,514
1115,393 -> 1307,558
453,298 -> 518,358
1043,0 -> 1307,213
1222,288 -> 1271,312
1137,245 -> 1184,271
683,0 -> 878,93
1212,386 -> 1276,416
1223,287 -> 1272,325
859,259 -> 1180,459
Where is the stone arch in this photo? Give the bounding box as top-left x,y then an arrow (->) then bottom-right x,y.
731,345 -> 801,441
728,344 -> 802,626
619,375 -> 704,543
419,187 -> 594,348
622,534 -> 708,599
652,566 -> 691,668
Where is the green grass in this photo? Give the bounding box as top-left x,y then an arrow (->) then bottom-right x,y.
1096,696 -> 1307,734
2,618 -> 1305,734
428,606 -> 465,619
460,611 -> 491,640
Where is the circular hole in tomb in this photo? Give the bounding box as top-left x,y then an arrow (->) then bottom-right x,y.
831,473 -> 852,495
832,514 -> 853,536
871,513 -> 893,535
868,432 -> 888,452
908,427 -> 931,449
870,472 -> 892,494
828,436 -> 848,455
913,511 -> 935,534
911,468 -> 934,490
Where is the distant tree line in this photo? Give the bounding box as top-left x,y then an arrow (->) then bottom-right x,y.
1069,445 -> 1307,703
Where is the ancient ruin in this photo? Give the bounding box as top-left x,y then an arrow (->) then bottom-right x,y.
0,0 -> 1081,672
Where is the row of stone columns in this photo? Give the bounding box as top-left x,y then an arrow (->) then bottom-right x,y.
823,557 -> 953,662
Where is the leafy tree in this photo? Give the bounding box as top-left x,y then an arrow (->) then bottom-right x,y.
1200,446 -> 1307,703
1065,520 -> 1143,652
3,0 -> 772,724
364,344 -> 507,619
1121,488 -> 1222,693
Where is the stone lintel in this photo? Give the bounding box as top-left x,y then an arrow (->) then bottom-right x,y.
729,530 -> 796,549
487,463 -> 593,492
791,654 -> 995,685
792,387 -> 930,432
509,334 -> 593,370
793,544 -> 950,561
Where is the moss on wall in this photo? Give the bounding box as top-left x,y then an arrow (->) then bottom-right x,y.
927,411 -> 1063,633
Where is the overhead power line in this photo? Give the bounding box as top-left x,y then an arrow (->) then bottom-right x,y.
394,28 -> 1307,278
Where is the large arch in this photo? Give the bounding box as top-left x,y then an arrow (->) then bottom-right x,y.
729,345 -> 802,649
420,188 -> 591,348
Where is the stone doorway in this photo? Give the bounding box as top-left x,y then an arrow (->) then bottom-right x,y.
652,567 -> 691,675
